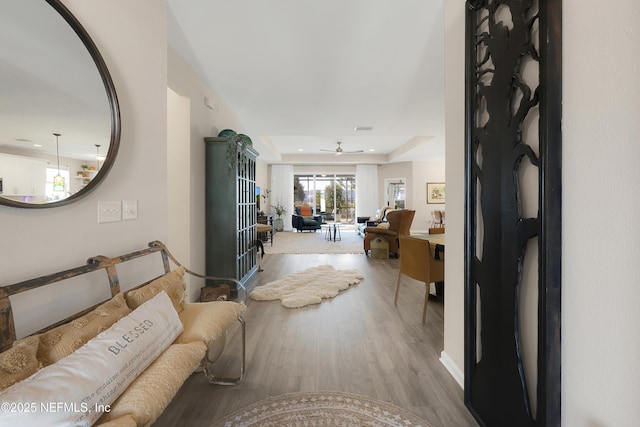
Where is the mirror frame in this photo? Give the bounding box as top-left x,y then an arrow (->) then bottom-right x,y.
0,0 -> 120,209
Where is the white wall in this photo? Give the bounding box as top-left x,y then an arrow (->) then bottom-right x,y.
167,88 -> 191,294
379,162 -> 412,211
255,158 -> 269,202
442,0 -> 466,387
166,46 -> 239,301
412,160 -> 446,232
355,164 -> 379,219
0,0 -> 169,336
378,161 -> 447,234
562,1 -> 640,426
270,165 -> 294,230
444,0 -> 640,425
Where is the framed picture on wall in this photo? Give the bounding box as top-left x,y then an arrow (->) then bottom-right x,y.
427,182 -> 445,204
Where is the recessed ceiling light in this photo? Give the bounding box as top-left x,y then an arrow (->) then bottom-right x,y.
369,149 -> 375,152
33,144 -> 42,147
298,148 -> 304,152
354,126 -> 373,131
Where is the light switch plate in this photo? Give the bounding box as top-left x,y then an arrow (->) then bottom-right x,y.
123,200 -> 138,220
98,201 -> 122,223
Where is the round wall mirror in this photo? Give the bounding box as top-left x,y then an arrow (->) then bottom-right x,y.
0,0 -> 120,208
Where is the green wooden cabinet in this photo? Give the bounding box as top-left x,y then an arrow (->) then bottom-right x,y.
204,137 -> 259,293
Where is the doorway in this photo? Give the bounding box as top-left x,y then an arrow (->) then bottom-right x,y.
384,177 -> 406,210
167,87 -> 191,286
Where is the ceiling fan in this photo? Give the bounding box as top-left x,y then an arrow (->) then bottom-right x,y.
320,141 -> 364,156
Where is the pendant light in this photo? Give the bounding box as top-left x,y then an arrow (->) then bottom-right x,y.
53,133 -> 65,192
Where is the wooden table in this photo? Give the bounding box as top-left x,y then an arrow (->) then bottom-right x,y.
412,233 -> 445,258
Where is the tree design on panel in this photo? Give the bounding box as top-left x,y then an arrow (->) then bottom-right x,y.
465,1 -> 561,426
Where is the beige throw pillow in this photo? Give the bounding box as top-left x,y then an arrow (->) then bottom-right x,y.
0,336 -> 40,391
37,293 -> 131,366
98,341 -> 205,426
0,291 -> 183,427
125,267 -> 186,314
175,301 -> 246,346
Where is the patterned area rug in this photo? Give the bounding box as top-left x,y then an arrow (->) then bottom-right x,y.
265,228 -> 365,254
249,265 -> 363,308
212,391 -> 434,427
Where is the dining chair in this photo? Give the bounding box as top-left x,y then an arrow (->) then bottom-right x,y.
394,235 -> 444,323
430,210 -> 443,227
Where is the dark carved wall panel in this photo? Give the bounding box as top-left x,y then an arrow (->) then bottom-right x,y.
464,1 -> 561,426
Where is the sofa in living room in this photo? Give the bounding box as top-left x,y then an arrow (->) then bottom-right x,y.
0,241 -> 245,426
292,204 -> 322,232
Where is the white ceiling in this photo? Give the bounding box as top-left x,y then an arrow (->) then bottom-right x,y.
167,0 -> 446,165
0,1 -> 112,162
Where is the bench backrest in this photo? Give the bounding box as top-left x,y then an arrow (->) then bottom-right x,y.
0,241 -> 172,352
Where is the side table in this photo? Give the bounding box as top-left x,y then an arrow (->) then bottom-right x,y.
323,222 -> 341,242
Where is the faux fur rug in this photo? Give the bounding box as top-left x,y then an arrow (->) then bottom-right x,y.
212,390 -> 434,427
249,265 -> 363,308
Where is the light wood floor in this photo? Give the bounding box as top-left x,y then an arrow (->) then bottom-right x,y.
154,253 -> 479,427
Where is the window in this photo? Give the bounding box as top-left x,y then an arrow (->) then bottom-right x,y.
293,173 -> 356,223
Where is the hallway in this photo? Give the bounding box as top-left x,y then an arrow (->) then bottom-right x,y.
155,253 -> 478,427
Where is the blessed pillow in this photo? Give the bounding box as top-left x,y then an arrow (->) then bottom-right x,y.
0,336 -> 40,391
0,291 -> 183,426
37,292 -> 131,366
125,267 -> 186,314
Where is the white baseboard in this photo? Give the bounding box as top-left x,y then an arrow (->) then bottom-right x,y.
439,350 -> 464,389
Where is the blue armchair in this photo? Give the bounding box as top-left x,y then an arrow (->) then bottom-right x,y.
292,205 -> 322,232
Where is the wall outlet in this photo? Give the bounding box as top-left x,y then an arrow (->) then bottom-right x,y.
98,201 -> 122,223
123,200 -> 138,220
